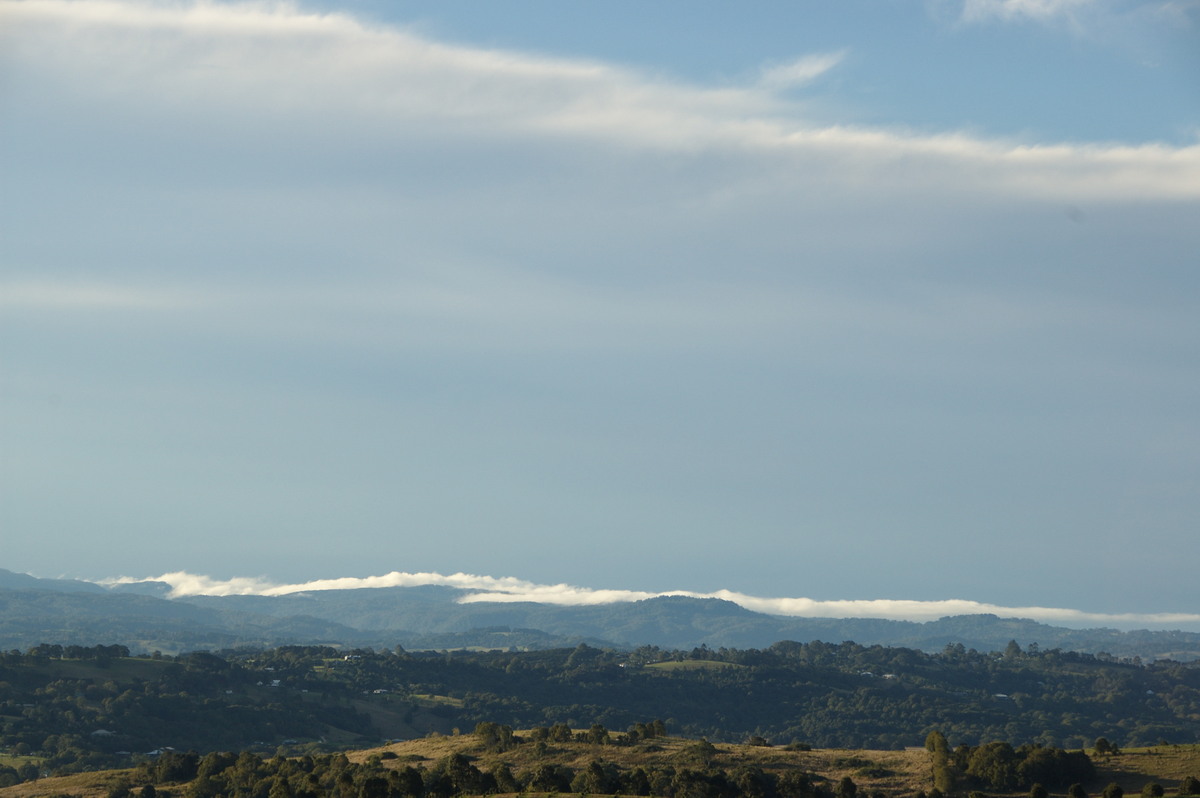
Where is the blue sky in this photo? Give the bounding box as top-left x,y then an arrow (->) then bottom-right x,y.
1,0 -> 1198,625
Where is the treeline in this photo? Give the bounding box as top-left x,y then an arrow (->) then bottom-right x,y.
112,746 -> 852,798
4,638 -> 1200,783
234,639 -> 1200,749
0,648 -> 374,777
97,721 -> 885,798
81,724 -> 1198,798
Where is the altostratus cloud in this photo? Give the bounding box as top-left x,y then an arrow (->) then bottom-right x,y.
103,571 -> 1200,629
4,0 -> 1199,201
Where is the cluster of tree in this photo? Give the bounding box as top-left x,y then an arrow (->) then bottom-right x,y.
0,760 -> 40,787
120,745 -> 843,798
285,638 -> 1200,749
925,731 -> 1094,792
0,648 -> 373,779
25,644 -> 132,661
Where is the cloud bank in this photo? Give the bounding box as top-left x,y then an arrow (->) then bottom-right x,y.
103,571 -> 1200,630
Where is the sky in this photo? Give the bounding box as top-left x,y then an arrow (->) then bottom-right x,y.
2,0 -> 1199,625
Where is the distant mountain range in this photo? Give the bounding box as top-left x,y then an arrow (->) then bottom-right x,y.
3,568 -> 1199,660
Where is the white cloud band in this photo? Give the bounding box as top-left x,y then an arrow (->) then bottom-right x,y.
102,570 -> 1200,630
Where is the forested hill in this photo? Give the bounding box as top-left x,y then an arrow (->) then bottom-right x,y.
3,570 -> 1200,660
2,639 -> 1200,781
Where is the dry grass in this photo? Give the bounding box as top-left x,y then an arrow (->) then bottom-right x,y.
5,736 -> 1197,798
1089,746 -> 1200,793
0,767 -> 138,798
351,732 -> 933,794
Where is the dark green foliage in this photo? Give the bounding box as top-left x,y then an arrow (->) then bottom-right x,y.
778,769 -> 823,798
2,637 -> 1200,785
571,759 -> 620,795
154,751 -> 199,783
1104,784 -> 1126,798
930,736 -> 1094,791
1179,776 -> 1200,796
967,742 -> 1022,790
472,721 -> 515,752
526,762 -> 574,792
1142,783 -> 1164,798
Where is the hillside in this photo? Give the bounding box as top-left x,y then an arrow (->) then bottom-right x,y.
3,731 -> 1199,798
2,639 -> 1200,788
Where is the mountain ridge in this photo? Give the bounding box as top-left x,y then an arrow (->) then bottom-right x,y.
2,568 -> 1199,659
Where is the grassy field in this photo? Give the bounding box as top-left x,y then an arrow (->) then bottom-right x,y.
351,735 -> 931,797
1090,747 -> 1200,793
3,735 -> 1198,798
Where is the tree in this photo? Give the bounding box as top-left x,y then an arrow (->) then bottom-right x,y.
490,764 -> 519,794
837,776 -> 858,798
527,764 -> 572,793
571,761 -> 615,795
966,742 -> 1020,790
927,731 -> 953,793
622,767 -> 652,797
1103,784 -> 1125,798
587,724 -> 610,746
1031,785 -> 1049,798
1143,785 -> 1164,798
730,765 -> 772,798
687,738 -> 718,767
779,771 -> 817,798
266,775 -> 294,798
1069,785 -> 1088,798
1179,777 -> 1200,797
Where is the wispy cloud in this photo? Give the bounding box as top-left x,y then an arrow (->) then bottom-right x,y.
758,51 -> 847,91
959,0 -> 1097,23
103,571 -> 1200,630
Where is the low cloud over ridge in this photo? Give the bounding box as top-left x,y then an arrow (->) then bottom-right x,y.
103,571 -> 1200,631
